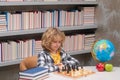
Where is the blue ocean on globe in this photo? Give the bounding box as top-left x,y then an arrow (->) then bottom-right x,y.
92,39 -> 115,62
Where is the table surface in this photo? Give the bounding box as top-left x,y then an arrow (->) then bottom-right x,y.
45,66 -> 120,80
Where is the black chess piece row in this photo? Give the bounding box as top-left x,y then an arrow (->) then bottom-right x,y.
57,63 -> 83,74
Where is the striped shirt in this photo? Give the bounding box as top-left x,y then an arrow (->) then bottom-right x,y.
37,49 -> 80,72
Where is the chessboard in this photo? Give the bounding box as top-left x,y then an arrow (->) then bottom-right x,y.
54,67 -> 95,79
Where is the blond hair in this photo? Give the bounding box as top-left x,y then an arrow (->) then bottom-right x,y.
41,27 -> 65,51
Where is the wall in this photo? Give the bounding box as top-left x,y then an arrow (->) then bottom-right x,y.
0,64 -> 19,80
74,0 -> 120,67
95,0 -> 120,66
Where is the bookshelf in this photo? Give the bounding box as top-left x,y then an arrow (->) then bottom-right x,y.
0,1 -> 98,11
0,1 -> 98,78
68,49 -> 91,55
0,0 -> 98,64
0,25 -> 97,41
0,1 -> 98,6
0,59 -> 21,67
0,49 -> 92,67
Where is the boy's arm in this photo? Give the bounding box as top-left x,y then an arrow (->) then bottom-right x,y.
37,52 -> 59,72
61,49 -> 80,66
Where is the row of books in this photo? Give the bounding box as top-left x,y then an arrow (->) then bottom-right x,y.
0,34 -> 95,62
0,0 -> 96,2
19,67 -> 49,80
0,7 -> 95,31
63,34 -> 95,52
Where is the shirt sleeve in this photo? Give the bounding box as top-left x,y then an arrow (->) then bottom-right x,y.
61,50 -> 80,66
37,51 -> 59,72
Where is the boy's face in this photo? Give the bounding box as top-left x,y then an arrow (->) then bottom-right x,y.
50,37 -> 62,52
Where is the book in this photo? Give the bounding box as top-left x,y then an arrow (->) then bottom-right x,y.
19,67 -> 48,77
20,72 -> 49,80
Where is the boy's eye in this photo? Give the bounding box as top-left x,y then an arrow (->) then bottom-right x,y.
53,41 -> 61,43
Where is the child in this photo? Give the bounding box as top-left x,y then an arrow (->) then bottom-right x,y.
37,27 -> 80,72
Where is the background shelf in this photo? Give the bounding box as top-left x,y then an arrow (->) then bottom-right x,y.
0,25 -> 97,41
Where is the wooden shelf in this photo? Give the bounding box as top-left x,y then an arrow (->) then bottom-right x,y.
0,59 -> 22,67
0,1 -> 98,6
0,1 -> 98,11
68,49 -> 91,55
0,25 -> 97,41
0,49 -> 91,67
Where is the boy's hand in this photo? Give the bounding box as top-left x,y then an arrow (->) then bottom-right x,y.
56,63 -> 64,70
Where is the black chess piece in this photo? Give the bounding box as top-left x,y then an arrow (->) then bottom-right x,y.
77,65 -> 79,71
64,65 -> 67,71
66,64 -> 71,74
62,66 -> 65,71
81,65 -> 83,69
75,64 -> 79,71
69,65 -> 71,71
72,65 -> 75,71
57,67 -> 60,72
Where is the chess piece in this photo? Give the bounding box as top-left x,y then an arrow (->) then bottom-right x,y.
81,65 -> 83,69
62,66 -> 66,71
75,65 -> 79,71
71,65 -> 76,77
64,65 -> 67,71
61,66 -> 66,74
72,65 -> 75,71
57,67 -> 60,72
66,64 -> 71,74
80,65 -> 83,74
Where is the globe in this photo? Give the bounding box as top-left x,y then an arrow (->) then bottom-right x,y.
91,39 -> 115,62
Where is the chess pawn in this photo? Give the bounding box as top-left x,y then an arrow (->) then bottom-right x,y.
76,66 -> 84,76
66,64 -> 71,76
61,66 -> 66,74
79,66 -> 84,76
71,65 -> 78,76
71,65 -> 75,77
57,67 -> 60,72
72,65 -> 75,71
72,65 -> 80,77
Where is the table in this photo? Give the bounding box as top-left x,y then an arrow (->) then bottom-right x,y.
45,66 -> 120,80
